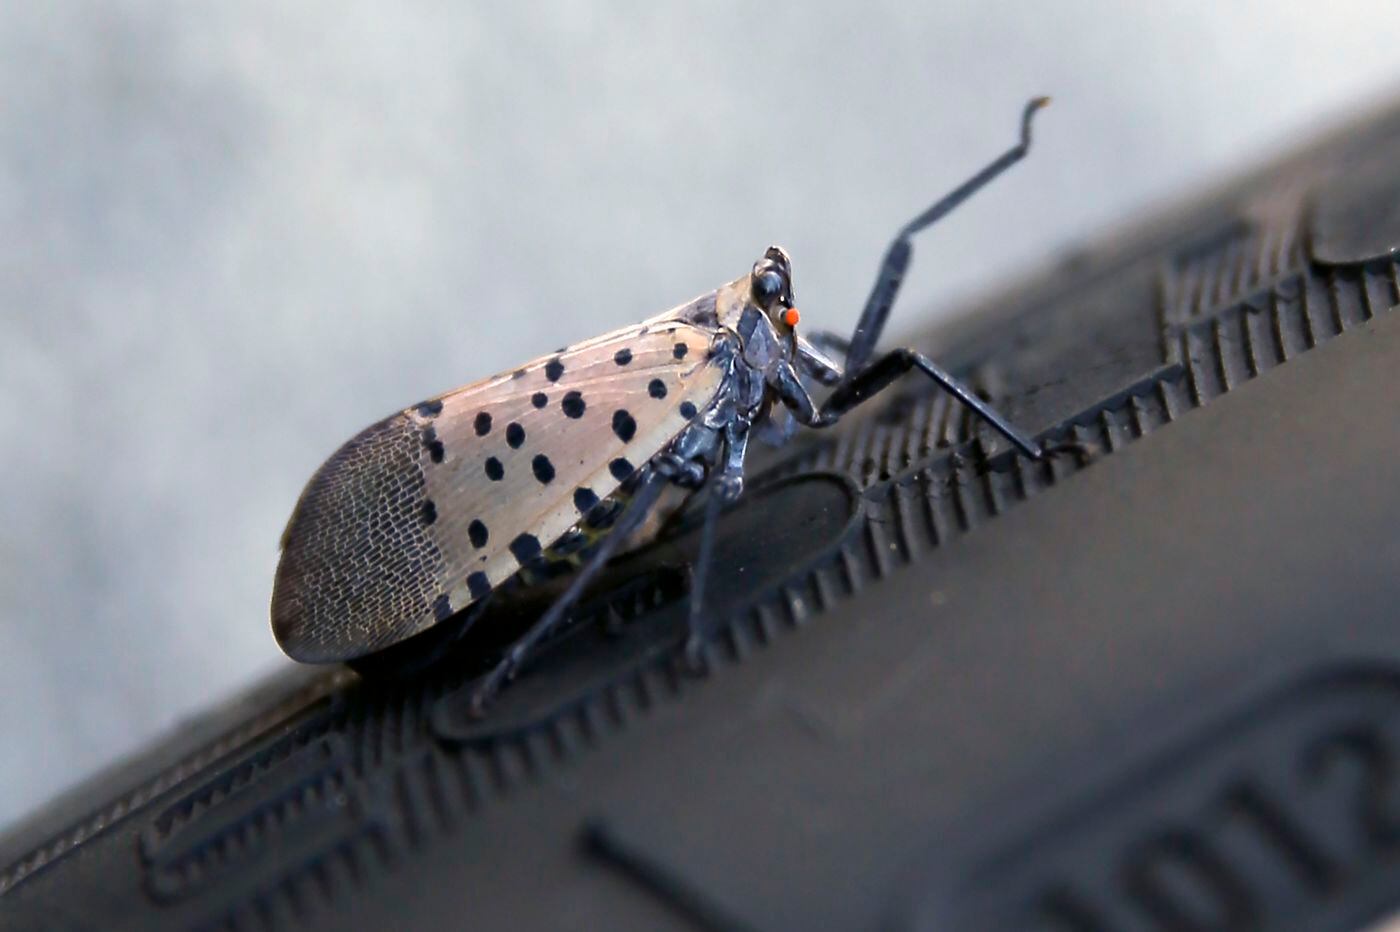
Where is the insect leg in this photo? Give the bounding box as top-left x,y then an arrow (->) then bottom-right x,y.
773,353 -> 1042,459
826,349 -> 1041,457
468,471 -> 669,715
795,333 -> 845,385
680,413 -> 751,661
845,97 -> 1049,372
770,362 -> 823,425
713,417 -> 750,501
684,486 -> 725,667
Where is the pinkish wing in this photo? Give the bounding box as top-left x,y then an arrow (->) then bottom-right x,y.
272,319 -> 725,661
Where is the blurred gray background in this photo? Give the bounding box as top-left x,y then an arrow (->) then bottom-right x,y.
2,2 -> 1398,834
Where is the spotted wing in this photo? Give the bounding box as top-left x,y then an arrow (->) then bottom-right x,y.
272,319 -> 726,662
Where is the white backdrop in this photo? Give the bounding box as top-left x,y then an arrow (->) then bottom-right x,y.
2,2 -> 1397,832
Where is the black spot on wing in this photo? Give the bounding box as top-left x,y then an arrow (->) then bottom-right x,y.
416,399 -> 444,417
648,379 -> 667,399
512,368 -> 526,380
433,594 -> 453,622
422,425 -> 446,463
532,453 -> 556,484
679,401 -> 698,419
468,519 -> 488,548
467,572 -> 491,600
485,457 -> 504,481
532,392 -> 548,409
614,348 -> 632,366
609,457 -> 634,481
573,487 -> 599,513
474,411 -> 492,436
561,391 -> 586,418
673,343 -> 688,359
509,533 -> 542,564
612,409 -> 637,442
545,357 -> 565,382
506,422 -> 525,448
421,500 -> 437,525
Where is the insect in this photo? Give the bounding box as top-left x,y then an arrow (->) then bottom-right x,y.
273,98 -> 1053,712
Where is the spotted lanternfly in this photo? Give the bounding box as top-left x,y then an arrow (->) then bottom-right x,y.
273,98 -> 1052,711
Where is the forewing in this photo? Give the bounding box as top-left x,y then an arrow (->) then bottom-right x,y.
272,319 -> 725,661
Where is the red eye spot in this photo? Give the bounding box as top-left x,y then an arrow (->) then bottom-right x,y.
783,308 -> 800,328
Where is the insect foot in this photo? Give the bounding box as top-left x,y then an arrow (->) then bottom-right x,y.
467,664 -> 513,718
682,631 -> 713,676
714,475 -> 743,503
1042,438 -> 1100,466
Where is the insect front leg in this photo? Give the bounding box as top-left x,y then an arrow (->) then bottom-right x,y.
795,333 -> 845,386
769,361 -> 826,427
754,338 -> 839,448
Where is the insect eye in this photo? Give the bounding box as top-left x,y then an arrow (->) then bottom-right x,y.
752,269 -> 784,307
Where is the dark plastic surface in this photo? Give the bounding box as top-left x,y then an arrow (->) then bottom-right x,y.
7,97 -> 1400,931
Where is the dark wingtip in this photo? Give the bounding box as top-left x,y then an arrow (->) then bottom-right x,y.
269,574 -> 322,662
268,411 -> 441,665
270,537 -> 377,664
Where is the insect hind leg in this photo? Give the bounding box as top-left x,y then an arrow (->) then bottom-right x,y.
822,348 -> 1043,459
813,99 -> 1051,461
468,470 -> 670,716
844,97 -> 1048,372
